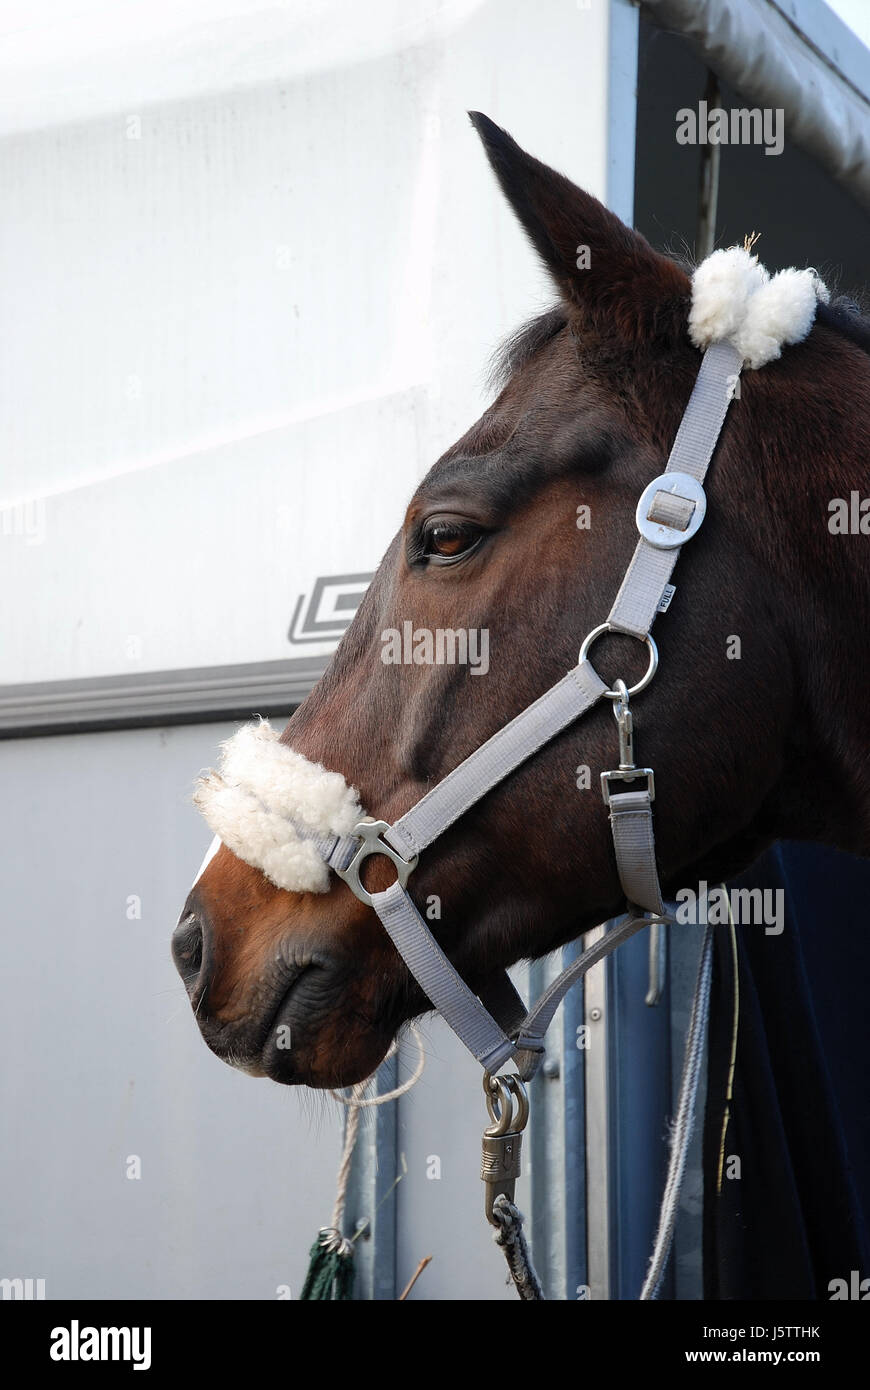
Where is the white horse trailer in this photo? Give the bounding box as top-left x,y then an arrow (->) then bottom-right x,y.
1,0 -> 868,1302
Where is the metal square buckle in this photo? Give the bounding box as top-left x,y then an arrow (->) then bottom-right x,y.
635,471 -> 706,549
334,817 -> 418,907
600,768 -> 656,806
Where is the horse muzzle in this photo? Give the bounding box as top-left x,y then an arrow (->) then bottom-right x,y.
171,885 -> 397,1086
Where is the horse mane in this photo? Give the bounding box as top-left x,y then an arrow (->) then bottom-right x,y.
816,295 -> 870,356
487,282 -> 870,398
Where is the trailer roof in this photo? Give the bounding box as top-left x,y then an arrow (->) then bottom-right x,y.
643,0 -> 870,209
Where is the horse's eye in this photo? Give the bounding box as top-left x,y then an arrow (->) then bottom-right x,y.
421,519 -> 483,562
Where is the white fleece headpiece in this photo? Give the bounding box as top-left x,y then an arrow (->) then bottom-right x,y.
193,720 -> 364,893
689,245 -> 829,369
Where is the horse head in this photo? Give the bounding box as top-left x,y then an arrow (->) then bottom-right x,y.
172,113 -> 870,1088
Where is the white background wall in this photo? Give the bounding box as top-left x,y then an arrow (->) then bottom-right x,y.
0,0 -> 615,685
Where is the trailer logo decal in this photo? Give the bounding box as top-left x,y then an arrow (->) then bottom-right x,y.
288,573 -> 374,646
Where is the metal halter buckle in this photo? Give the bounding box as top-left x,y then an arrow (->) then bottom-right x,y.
635,471 -> 706,549
334,817 -> 419,908
601,767 -> 655,805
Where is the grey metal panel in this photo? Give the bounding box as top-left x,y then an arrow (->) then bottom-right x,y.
584,934 -> 610,1300
528,948 -> 587,1301
343,1053 -> 399,1301
392,1017 -> 518,1302
0,657 -> 329,737
669,924 -> 708,1299
0,721 -> 348,1299
584,924 -> 674,1301
608,930 -> 673,1300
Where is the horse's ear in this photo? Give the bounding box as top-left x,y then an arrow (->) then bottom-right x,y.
469,112 -> 689,343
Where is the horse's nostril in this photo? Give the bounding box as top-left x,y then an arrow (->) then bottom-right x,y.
171,908 -> 207,993
176,914 -> 202,968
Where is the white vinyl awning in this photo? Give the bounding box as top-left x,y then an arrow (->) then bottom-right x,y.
643,0 -> 870,210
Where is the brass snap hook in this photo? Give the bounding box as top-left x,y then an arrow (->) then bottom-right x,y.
481,1072 -> 530,1225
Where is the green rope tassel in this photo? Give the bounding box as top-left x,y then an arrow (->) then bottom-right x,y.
299,1230 -> 356,1301
298,1034 -> 425,1301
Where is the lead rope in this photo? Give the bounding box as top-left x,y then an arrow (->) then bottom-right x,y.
491,1195 -> 546,1299
489,918 -> 714,1301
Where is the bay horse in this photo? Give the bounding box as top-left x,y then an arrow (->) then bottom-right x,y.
173,114 -> 870,1119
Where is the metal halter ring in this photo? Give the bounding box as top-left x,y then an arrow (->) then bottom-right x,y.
483,1072 -> 530,1137
578,622 -> 659,700
334,817 -> 419,908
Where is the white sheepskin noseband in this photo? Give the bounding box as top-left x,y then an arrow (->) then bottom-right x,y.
193,720 -> 364,893
689,245 -> 829,369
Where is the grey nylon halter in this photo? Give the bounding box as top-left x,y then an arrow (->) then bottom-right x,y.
289,338 -> 743,1080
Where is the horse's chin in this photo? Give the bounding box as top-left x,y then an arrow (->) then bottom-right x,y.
261,1042 -> 393,1089
249,962 -> 395,1089
260,1023 -> 394,1089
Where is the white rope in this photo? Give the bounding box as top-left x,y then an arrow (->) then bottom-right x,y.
318,1023 -> 426,1255
321,1092 -> 363,1253
639,922 -> 714,1300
